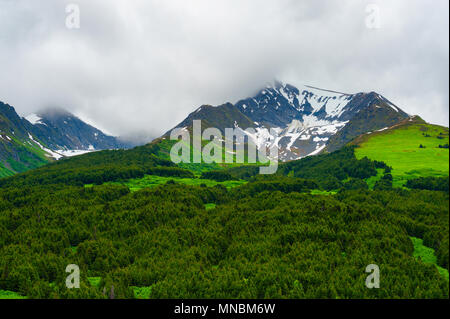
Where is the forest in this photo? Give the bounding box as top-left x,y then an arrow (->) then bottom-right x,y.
0,144 -> 448,299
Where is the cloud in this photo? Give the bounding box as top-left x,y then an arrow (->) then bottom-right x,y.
0,0 -> 448,142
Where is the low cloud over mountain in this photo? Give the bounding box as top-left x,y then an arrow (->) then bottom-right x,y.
0,0 -> 448,143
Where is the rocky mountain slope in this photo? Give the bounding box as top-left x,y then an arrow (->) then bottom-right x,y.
0,101 -> 52,176
26,108 -> 130,154
167,81 -> 410,161
1,101 -> 130,176
350,115 -> 449,187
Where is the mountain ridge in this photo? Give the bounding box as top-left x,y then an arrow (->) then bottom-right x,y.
0,101 -> 132,175
166,81 -> 410,161
26,108 -> 131,152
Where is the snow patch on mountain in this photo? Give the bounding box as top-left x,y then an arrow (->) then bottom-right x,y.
27,133 -> 63,160
307,144 -> 327,156
56,149 -> 95,157
232,81 -> 364,161
298,86 -> 353,117
169,81 -> 409,163
238,126 -> 278,149
25,114 -> 46,126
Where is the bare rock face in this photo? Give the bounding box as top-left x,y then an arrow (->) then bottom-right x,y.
168,81 -> 409,161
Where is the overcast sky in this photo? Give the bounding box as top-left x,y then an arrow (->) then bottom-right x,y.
0,0 -> 448,141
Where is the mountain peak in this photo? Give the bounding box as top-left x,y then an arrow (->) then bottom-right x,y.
235,82 -> 359,128
36,107 -> 74,119
1,99 -> 134,176
167,81 -> 410,161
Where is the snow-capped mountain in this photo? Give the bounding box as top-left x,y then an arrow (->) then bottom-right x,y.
26,108 -> 130,154
167,81 -> 409,161
235,82 -> 356,127
1,101 -> 131,176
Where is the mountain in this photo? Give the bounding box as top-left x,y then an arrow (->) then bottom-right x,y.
324,92 -> 410,152
0,101 -> 53,176
1,101 -> 130,176
166,81 -> 410,161
26,108 -> 130,154
350,115 -> 449,187
164,103 -> 255,136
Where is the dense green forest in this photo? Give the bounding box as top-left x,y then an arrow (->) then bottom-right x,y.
0,144 -> 448,299
0,143 -> 187,187
0,183 -> 448,298
405,176 -> 449,192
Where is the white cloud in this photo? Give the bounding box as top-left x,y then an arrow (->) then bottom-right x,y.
0,0 -> 448,142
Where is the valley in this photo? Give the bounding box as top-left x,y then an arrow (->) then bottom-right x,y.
0,83 -> 448,300
1,0 -> 448,304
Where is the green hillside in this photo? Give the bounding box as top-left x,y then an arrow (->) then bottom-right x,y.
0,120 -> 448,299
352,116 -> 449,187
0,163 -> 15,178
411,237 -> 449,281
96,174 -> 247,192
0,135 -> 53,176
1,101 -> 53,175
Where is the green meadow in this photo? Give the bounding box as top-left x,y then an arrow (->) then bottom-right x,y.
0,134 -> 52,176
411,237 -> 449,281
365,168 -> 384,189
0,289 -> 26,299
88,277 -> 102,288
309,189 -> 337,195
98,174 -> 247,192
0,163 -> 15,178
132,286 -> 153,299
204,203 -> 217,210
355,122 -> 449,187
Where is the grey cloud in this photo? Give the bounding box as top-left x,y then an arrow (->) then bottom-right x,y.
0,0 -> 448,142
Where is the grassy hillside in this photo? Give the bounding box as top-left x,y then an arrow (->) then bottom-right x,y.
352,116 -> 449,187
0,142 -> 180,187
326,95 -> 409,152
0,163 -> 15,178
0,289 -> 26,299
93,174 -> 247,192
1,101 -> 53,175
0,134 -> 52,176
0,132 -> 448,299
411,237 -> 449,281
